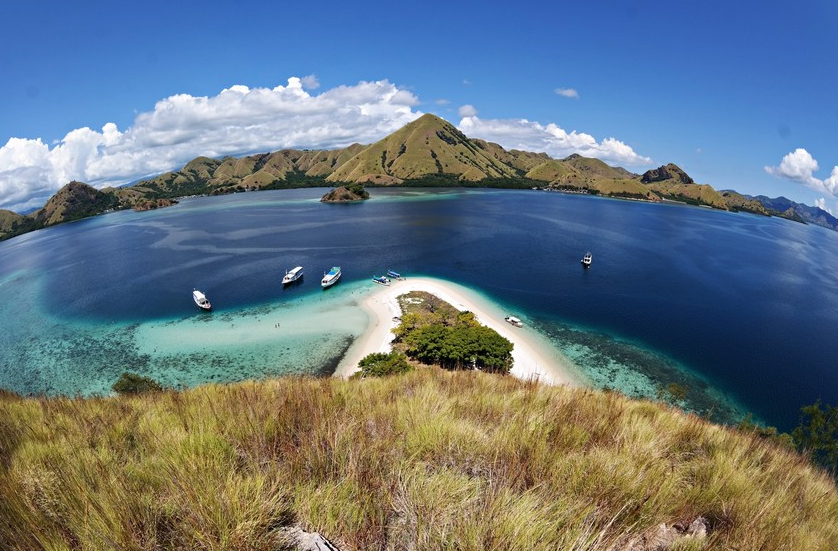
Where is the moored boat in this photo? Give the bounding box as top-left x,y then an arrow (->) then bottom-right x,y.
504,316 -> 523,328
581,252 -> 592,268
282,266 -> 304,285
386,269 -> 404,280
372,275 -> 390,286
321,266 -> 341,288
193,289 -> 212,311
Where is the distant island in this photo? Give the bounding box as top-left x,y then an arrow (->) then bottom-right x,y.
320,184 -> 369,203
3,113 -> 837,242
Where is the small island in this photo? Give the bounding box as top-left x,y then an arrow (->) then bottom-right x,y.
320,183 -> 369,203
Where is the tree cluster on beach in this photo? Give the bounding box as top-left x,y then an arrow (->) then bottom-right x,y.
391,292 -> 513,374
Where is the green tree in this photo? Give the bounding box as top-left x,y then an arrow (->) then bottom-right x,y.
358,351 -> 413,377
112,372 -> 163,395
792,400 -> 838,474
469,325 -> 513,374
404,324 -> 448,365
737,413 -> 795,449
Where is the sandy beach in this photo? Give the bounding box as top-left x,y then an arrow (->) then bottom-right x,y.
335,277 -> 582,386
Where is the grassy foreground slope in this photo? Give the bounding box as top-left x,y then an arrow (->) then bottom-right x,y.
0,371 -> 836,550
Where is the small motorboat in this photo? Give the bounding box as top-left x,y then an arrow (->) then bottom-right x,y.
386,270 -> 404,280
372,275 -> 390,286
193,289 -> 212,311
504,316 -> 523,328
282,266 -> 304,285
581,252 -> 592,268
321,266 -> 341,288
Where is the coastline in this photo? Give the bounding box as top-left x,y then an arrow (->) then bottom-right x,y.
335,276 -> 583,386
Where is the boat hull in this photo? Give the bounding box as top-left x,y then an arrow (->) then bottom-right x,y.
283,267 -> 304,285
321,277 -> 340,288
321,267 -> 341,288
193,290 -> 212,311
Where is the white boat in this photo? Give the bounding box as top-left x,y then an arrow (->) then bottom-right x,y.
581,252 -> 592,268
504,316 -> 523,328
372,275 -> 390,286
321,266 -> 341,288
386,270 -> 404,280
282,266 -> 304,285
193,289 -> 212,311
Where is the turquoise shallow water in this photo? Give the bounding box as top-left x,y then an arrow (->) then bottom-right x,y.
0,269 -> 375,396
2,187 -> 837,430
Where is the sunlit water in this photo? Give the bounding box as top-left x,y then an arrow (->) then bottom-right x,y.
2,187 -> 837,430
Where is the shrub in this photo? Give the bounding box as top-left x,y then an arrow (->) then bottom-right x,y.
112,372 -> 163,395
793,400 -> 838,474
358,351 -> 413,377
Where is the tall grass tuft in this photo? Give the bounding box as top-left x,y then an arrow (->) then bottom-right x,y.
0,369 -> 836,549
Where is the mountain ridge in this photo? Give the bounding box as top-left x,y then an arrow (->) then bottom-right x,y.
0,114 -> 832,240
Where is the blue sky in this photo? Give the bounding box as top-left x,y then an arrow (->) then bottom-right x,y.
1,0 -> 836,213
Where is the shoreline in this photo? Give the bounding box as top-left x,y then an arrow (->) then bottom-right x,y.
335,276 -> 583,386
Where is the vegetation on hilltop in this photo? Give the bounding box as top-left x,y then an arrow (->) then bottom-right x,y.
0,370 -> 836,549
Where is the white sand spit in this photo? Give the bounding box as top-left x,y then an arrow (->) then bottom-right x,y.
335,277 -> 581,385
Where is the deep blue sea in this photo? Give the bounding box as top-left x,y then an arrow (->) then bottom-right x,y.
2,187 -> 837,431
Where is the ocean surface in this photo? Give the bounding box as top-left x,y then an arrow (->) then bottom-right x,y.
2,187 -> 837,431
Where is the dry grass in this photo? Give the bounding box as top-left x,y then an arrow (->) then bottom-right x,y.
0,369 -> 836,550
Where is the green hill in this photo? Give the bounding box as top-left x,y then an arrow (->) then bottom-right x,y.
720,190 -> 769,215
0,209 -> 25,236
326,113 -> 521,184
639,164 -> 767,213
29,181 -> 120,227
0,182 -> 120,241
0,370 -> 835,549
526,159 -> 580,182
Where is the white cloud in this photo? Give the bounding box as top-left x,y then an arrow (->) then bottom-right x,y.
555,88 -> 579,99
457,116 -> 652,166
814,197 -> 836,216
825,166 -> 838,194
0,76 -> 657,212
300,75 -> 320,90
765,148 -> 838,198
458,104 -> 478,117
0,77 -> 422,212
434,99 -> 450,105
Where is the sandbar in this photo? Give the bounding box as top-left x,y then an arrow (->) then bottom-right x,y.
335,277 -> 582,386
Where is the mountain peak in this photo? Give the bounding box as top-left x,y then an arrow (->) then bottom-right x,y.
326,113 -> 518,183
641,163 -> 694,185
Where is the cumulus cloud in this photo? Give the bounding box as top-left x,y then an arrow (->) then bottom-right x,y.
765,148 -> 838,198
0,77 -> 422,212
555,88 -> 579,99
0,75 -> 657,213
814,197 -> 836,216
458,104 -> 478,117
457,116 -> 652,166
300,75 -> 320,90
